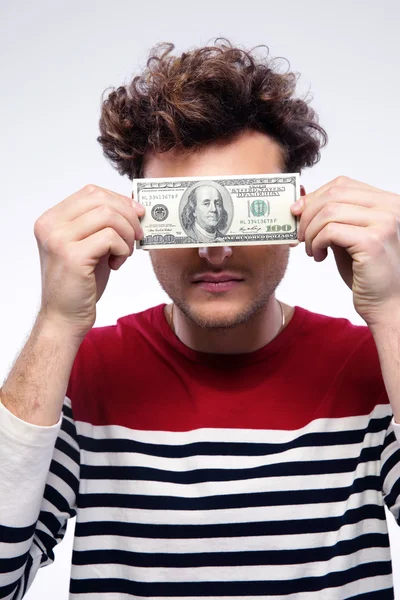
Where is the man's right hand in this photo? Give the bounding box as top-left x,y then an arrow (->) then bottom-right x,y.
34,184 -> 145,340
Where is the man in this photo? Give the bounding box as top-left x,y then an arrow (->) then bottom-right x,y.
181,183 -> 229,243
1,40 -> 400,599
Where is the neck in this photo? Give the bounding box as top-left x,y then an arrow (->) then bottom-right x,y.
166,298 -> 292,354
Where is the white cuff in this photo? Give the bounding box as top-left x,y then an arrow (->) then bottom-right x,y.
0,397 -> 62,447
391,415 -> 400,444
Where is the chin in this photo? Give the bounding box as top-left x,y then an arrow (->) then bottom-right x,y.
177,299 -> 265,330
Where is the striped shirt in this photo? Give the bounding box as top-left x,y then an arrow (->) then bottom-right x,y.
1,303 -> 400,599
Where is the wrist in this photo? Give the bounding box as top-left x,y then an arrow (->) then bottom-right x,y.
368,317 -> 400,341
35,311 -> 89,348
363,299 -> 400,336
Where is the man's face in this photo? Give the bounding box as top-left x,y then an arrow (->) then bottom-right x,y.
193,186 -> 223,232
145,129 -> 291,329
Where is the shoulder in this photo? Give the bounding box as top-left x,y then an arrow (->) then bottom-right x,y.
297,306 -> 388,413
298,306 -> 378,363
67,304 -> 164,386
66,304 -> 166,422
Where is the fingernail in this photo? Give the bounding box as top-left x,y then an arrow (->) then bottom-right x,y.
292,199 -> 304,209
133,200 -> 145,215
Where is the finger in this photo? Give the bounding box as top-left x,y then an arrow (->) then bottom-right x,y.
297,188 -> 397,241
292,177 -> 394,218
291,186 -> 379,219
69,205 -> 143,249
49,185 -> 136,222
311,176 -> 385,199
131,190 -> 146,218
76,227 -> 132,269
41,185 -> 143,239
59,185 -> 134,217
303,204 -> 388,256
44,206 -> 141,268
310,222 -> 365,261
134,200 -> 146,218
98,187 -> 146,219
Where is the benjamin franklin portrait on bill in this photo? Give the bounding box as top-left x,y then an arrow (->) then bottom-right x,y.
180,181 -> 233,243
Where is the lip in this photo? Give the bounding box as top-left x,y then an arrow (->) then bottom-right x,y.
191,272 -> 244,283
191,272 -> 245,293
194,280 -> 243,293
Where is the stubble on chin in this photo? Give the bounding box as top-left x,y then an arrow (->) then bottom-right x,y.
150,246 -> 290,331
173,297 -> 273,331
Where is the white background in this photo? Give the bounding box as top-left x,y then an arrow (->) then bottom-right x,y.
1,0 -> 399,597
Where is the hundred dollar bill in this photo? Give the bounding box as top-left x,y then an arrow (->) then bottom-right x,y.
134,173 -> 300,249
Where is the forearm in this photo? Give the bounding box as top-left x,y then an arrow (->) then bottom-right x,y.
370,320 -> 400,423
0,313 -> 84,426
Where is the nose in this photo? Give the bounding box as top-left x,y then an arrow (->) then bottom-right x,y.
198,245 -> 233,265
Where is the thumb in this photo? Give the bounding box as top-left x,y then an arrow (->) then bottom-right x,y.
132,199 -> 146,218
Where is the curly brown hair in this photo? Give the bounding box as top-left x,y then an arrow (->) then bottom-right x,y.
97,40 -> 327,179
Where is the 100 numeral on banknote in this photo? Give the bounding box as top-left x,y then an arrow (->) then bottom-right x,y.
134,174 -> 300,249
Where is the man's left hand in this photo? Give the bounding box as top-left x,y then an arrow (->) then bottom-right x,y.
291,176 -> 400,329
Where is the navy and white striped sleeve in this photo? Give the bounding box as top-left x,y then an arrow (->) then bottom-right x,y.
380,416 -> 400,522
0,396 -> 79,599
